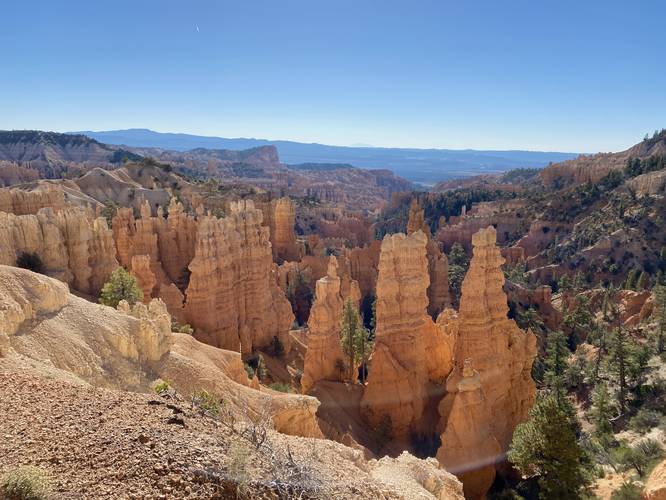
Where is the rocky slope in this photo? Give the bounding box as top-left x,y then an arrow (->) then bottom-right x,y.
0,130 -> 139,178
540,130 -> 666,187
0,265 -> 464,499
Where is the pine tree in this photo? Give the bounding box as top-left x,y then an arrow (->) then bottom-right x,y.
609,321 -> 630,415
573,271 -> 586,292
590,383 -> 614,438
99,267 -> 143,308
563,294 -> 594,348
508,395 -> 589,499
544,330 -> 570,406
635,271 -> 649,291
340,298 -> 372,383
654,285 -> 666,353
625,269 -> 639,290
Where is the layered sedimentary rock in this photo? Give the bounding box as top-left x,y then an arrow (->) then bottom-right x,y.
344,240 -> 381,299
112,198 -> 197,318
645,459 -> 666,500
406,200 -> 451,318
184,200 -> 294,354
0,183 -> 67,215
361,231 -> 453,438
437,360 -> 501,500
261,197 -> 301,263
130,255 -> 157,304
437,226 -> 536,498
0,162 -> 40,187
301,257 -> 347,393
0,265 -> 171,388
0,207 -> 118,296
0,265 -> 323,439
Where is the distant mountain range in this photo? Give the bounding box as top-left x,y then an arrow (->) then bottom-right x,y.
73,129 -> 579,186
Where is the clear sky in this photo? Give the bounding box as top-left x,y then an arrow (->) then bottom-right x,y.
2,0 -> 665,152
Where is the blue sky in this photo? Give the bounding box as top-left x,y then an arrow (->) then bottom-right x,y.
2,0 -> 665,152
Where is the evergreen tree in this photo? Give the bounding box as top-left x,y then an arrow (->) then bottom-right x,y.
516,307 -> 546,336
99,267 -> 143,308
340,298 -> 372,383
544,330 -> 570,406
558,274 -> 573,294
563,294 -> 594,348
590,383 -> 614,438
573,271 -> 586,292
625,269 -> 640,290
636,271 -> 649,291
609,321 -> 630,415
508,395 -> 589,499
654,285 -> 666,353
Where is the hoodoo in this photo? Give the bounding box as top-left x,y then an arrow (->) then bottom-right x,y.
361,230 -> 453,439
301,256 -> 347,393
406,199 -> 450,317
437,226 -> 536,498
184,200 -> 294,354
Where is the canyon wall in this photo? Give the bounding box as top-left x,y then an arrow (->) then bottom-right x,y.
0,184 -> 67,215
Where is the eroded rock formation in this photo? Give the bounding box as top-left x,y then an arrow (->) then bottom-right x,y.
261,197 -> 301,263
437,226 -> 536,498
0,207 -> 117,296
0,265 -> 171,388
301,257 -> 347,393
0,183 -> 67,215
407,200 -> 450,317
361,231 -> 453,438
184,200 -> 294,355
645,458 -> 666,500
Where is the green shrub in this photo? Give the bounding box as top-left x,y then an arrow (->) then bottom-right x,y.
268,382 -> 292,393
0,466 -> 50,500
629,408 -> 663,433
192,389 -> 221,416
16,253 -> 44,274
153,380 -> 171,394
244,363 -> 255,379
100,200 -> 118,228
610,481 -> 643,500
617,439 -> 664,477
171,321 -> 194,335
99,267 -> 143,308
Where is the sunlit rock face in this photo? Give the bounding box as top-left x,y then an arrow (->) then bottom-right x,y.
0,183 -> 66,215
437,226 -> 536,499
361,230 -> 453,438
259,197 -> 301,263
112,198 -> 197,291
184,200 -> 294,355
0,207 -> 117,296
406,199 -> 450,318
301,256 -> 347,393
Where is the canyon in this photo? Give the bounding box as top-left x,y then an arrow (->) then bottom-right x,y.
1,129 -> 665,499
